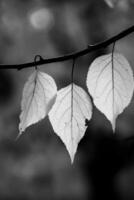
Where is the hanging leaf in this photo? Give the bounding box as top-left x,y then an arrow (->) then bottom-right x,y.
19,70 -> 57,136
49,83 -> 92,163
86,53 -> 134,132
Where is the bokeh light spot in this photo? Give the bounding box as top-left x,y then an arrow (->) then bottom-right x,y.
29,8 -> 54,31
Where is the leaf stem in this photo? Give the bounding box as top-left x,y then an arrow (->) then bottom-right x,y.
111,42 -> 116,132
71,58 -> 75,83
71,58 -> 75,143
34,55 -> 39,70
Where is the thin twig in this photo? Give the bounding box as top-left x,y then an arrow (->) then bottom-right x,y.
0,25 -> 134,70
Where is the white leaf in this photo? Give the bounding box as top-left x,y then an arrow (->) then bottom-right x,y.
49,83 -> 92,163
86,53 -> 134,132
19,70 -> 57,136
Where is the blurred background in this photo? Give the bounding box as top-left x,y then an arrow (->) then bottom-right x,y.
0,0 -> 134,199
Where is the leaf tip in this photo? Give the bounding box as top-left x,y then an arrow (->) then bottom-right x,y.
69,145 -> 77,164
111,117 -> 116,133
67,146 -> 76,164
70,154 -> 75,164
15,133 -> 21,141
17,125 -> 24,140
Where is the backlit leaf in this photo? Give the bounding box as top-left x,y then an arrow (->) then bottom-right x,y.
19,70 -> 57,136
49,83 -> 92,163
86,53 -> 134,132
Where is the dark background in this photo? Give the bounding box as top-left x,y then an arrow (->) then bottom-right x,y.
0,0 -> 134,199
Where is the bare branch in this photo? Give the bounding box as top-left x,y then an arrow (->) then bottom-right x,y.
0,25 -> 134,70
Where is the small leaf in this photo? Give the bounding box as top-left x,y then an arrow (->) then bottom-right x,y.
19,70 -> 57,136
49,83 -> 92,163
86,53 -> 134,132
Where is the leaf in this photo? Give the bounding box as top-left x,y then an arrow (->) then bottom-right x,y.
19,70 -> 57,136
86,53 -> 134,132
49,83 -> 92,163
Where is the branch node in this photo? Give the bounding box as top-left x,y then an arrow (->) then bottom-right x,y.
17,66 -> 23,71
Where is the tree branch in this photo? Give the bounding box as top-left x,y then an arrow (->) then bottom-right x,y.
1,25 -> 134,70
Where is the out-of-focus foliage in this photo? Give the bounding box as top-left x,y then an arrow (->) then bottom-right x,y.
0,0 -> 134,199
104,0 -> 134,10
104,0 -> 119,8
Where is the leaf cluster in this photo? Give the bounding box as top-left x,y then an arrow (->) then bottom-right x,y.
18,51 -> 134,163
